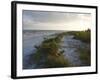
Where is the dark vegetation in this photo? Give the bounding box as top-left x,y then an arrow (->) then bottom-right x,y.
29,29 -> 91,68
29,33 -> 71,68
78,47 -> 91,66
68,29 -> 91,43
68,29 -> 91,66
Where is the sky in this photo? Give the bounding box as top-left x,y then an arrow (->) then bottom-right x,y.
22,10 -> 91,31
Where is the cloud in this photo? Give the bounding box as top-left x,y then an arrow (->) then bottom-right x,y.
22,10 -> 91,30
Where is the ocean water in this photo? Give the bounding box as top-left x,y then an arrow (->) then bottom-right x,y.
23,30 -> 64,69
23,30 -> 89,69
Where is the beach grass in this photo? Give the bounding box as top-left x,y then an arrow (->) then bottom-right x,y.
29,32 -> 71,68
29,30 -> 91,68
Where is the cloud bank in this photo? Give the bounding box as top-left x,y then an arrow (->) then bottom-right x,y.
23,10 -> 91,31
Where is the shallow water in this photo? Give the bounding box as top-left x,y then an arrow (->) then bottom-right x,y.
23,31 -> 88,69
60,35 -> 87,66
23,31 -> 62,69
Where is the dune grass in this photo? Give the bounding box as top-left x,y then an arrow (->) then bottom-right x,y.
29,30 -> 91,68
75,30 -> 91,66
68,29 -> 91,43
67,29 -> 91,66
29,32 -> 71,68
78,47 -> 91,66
69,29 -> 91,66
